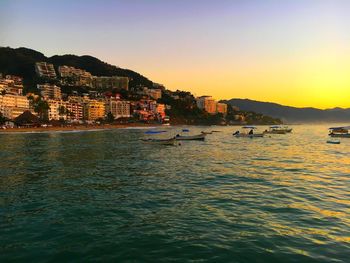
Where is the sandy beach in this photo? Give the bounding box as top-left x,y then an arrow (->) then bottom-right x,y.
0,123 -> 162,133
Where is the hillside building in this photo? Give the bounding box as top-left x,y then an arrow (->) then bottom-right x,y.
105,98 -> 131,119
37,84 -> 61,99
92,76 -> 129,90
35,62 -> 57,78
83,99 -> 105,121
0,94 -> 31,119
196,96 -> 217,114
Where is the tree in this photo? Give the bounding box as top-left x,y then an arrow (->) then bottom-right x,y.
34,99 -> 49,121
0,112 -> 8,125
106,112 -> 115,123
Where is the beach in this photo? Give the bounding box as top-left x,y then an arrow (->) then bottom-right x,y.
0,123 -> 161,133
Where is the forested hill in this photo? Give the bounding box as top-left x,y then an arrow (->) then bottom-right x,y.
0,46 -> 153,92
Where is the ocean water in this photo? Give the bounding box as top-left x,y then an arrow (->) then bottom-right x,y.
0,125 -> 349,262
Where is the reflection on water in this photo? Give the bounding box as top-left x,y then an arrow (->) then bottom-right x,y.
0,125 -> 349,262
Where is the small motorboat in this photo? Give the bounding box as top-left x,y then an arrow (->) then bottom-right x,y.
233,126 -> 265,138
264,126 -> 287,134
327,140 -> 340,144
234,133 -> 264,138
175,133 -> 206,141
329,126 -> 350,138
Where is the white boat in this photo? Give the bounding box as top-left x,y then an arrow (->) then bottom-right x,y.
264,126 -> 287,134
233,126 -> 265,138
175,133 -> 206,141
329,126 -> 350,138
327,140 -> 340,144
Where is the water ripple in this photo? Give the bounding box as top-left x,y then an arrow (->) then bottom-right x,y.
0,125 -> 349,262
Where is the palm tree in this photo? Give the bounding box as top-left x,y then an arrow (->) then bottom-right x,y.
34,99 -> 49,121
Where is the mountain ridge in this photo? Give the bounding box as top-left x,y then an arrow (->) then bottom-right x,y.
222,98 -> 350,123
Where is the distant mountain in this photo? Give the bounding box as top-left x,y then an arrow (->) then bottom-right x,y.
222,99 -> 350,123
0,46 -> 153,92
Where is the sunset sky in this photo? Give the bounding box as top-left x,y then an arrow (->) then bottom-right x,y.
1,0 -> 350,109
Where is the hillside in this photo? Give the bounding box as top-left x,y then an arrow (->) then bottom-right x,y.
0,46 -> 153,92
223,99 -> 350,123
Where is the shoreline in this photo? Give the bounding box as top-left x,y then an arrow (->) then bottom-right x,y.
0,123 -> 163,133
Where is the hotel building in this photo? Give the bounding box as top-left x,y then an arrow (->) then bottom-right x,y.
105,98 -> 131,119
92,76 -> 129,90
37,84 -> 62,99
83,99 -> 105,120
47,99 -> 66,120
58,65 -> 93,87
0,94 -> 30,119
143,87 -> 162,100
0,75 -> 24,95
196,96 -> 217,114
35,62 -> 57,78
216,103 -> 228,116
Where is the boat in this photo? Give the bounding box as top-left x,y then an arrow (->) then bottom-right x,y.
280,126 -> 293,133
327,140 -> 340,144
329,126 -> 350,138
264,126 -> 287,134
142,137 -> 178,146
175,133 -> 206,141
264,125 -> 292,134
233,126 -> 265,138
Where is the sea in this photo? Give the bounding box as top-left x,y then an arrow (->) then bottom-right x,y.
0,125 -> 349,262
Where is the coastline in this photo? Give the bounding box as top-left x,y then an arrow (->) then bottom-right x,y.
0,123 -> 162,133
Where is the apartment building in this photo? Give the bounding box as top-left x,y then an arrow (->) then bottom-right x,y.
143,87 -> 162,100
92,76 -> 129,90
83,99 -> 105,120
105,98 -> 131,119
47,99 -> 66,120
196,96 -> 217,114
0,75 -> 23,95
58,65 -> 93,87
216,103 -> 228,115
35,62 -> 57,78
0,94 -> 30,119
37,84 -> 61,99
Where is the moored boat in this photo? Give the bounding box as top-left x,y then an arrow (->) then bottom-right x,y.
175,133 -> 206,141
329,126 -> 350,138
265,125 -> 292,134
233,126 -> 265,138
327,140 -> 340,144
264,126 -> 287,134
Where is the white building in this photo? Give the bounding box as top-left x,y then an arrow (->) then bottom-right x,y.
105,98 -> 131,119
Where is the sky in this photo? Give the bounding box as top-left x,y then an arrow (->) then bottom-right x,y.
1,0 -> 350,109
